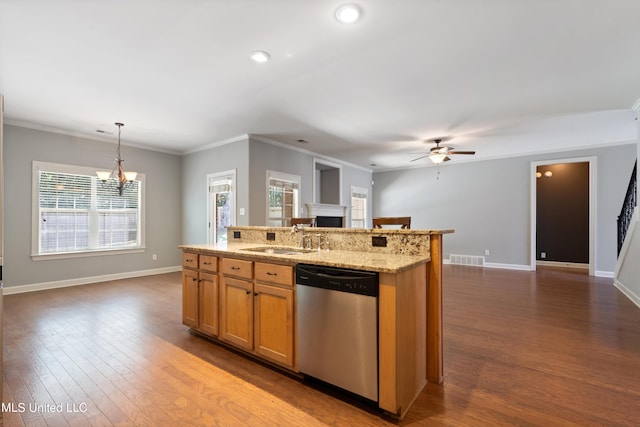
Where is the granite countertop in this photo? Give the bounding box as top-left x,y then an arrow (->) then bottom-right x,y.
179,242 -> 430,273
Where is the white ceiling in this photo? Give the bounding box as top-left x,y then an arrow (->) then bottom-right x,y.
1,0 -> 639,170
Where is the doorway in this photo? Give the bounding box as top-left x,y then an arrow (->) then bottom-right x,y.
530,157 -> 596,275
207,170 -> 236,244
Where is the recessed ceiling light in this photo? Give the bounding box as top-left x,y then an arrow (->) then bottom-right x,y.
335,4 -> 363,24
250,50 -> 271,63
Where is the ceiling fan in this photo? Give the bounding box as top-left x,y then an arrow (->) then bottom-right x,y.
410,138 -> 476,164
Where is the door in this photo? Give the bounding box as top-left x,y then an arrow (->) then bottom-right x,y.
254,283 -> 294,367
220,276 -> 253,350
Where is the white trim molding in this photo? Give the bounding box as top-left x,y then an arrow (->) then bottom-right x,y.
3,266 -> 181,295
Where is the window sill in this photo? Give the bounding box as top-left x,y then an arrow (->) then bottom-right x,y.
32,247 -> 145,261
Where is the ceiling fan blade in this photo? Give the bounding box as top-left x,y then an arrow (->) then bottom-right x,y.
448,150 -> 476,155
410,155 -> 429,162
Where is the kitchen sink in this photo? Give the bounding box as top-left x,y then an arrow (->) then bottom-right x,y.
243,246 -> 314,255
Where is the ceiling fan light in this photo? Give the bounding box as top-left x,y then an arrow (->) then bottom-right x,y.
430,153 -> 446,164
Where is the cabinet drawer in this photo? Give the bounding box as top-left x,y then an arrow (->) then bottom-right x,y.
199,255 -> 218,272
182,252 -> 198,269
254,262 -> 293,287
221,258 -> 253,279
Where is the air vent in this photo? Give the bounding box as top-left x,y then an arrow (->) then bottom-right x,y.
449,254 -> 485,267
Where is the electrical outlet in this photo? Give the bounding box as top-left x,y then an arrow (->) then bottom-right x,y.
372,236 -> 387,247
233,231 -> 241,239
152,254 -> 157,261
541,252 -> 547,259
266,232 -> 276,241
484,249 -> 490,256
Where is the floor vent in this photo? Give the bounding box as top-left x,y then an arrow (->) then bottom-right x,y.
449,254 -> 485,267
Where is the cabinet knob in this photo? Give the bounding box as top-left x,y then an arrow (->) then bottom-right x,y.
254,292 -> 259,296
231,266 -> 240,271
192,277 -> 197,282
245,290 -> 251,295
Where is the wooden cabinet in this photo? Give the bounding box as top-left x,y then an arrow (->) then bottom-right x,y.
220,276 -> 253,350
182,252 -> 219,336
182,268 -> 199,328
219,258 -> 296,369
254,282 -> 294,367
199,272 -> 219,336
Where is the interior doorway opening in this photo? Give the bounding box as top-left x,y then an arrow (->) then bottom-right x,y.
530,157 -> 596,275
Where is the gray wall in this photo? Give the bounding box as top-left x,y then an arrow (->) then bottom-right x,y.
3,125 -> 182,288
248,139 -> 314,224
181,138 -> 250,244
373,144 -> 637,273
247,139 -> 373,226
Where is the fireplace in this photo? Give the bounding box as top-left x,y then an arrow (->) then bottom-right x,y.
306,203 -> 347,228
316,216 -> 343,228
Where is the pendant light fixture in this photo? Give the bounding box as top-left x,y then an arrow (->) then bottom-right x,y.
96,122 -> 137,196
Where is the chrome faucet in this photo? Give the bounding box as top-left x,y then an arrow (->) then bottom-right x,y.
291,224 -> 304,248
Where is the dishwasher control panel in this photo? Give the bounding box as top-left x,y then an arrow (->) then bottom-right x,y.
296,264 -> 378,297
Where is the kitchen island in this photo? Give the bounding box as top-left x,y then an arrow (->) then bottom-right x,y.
180,226 -> 451,419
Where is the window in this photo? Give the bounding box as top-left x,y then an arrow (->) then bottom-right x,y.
351,186 -> 368,228
32,161 -> 145,259
267,170 -> 300,227
207,170 -> 236,244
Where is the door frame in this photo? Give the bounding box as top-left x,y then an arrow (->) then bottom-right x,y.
207,169 -> 237,244
529,156 -> 597,275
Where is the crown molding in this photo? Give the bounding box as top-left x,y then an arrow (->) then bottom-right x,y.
249,134 -> 372,173
4,119 -> 182,155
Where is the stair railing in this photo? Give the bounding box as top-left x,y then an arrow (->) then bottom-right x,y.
617,160 -> 637,256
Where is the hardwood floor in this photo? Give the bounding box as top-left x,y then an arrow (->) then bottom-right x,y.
2,266 -> 640,426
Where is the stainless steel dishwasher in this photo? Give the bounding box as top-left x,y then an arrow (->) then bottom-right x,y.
296,264 -> 379,402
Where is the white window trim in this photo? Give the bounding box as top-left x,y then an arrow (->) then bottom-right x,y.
350,185 -> 369,228
31,161 -> 146,261
266,170 -> 300,226
207,169 -> 237,244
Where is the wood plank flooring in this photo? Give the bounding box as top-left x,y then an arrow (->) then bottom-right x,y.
2,266 -> 640,426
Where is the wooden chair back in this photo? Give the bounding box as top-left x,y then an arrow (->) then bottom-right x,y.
291,217 -> 316,227
372,216 -> 411,229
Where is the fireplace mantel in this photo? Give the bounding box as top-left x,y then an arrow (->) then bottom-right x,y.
306,203 -> 347,218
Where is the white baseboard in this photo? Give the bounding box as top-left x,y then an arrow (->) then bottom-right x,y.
3,266 -> 182,295
485,262 -> 533,271
443,259 -> 532,271
614,279 -> 640,309
595,271 -> 615,278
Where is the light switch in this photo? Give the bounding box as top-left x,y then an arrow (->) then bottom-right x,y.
239,208 -> 245,216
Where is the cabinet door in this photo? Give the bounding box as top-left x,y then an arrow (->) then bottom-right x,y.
220,276 -> 253,350
254,283 -> 294,368
199,272 -> 218,336
182,269 -> 199,328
